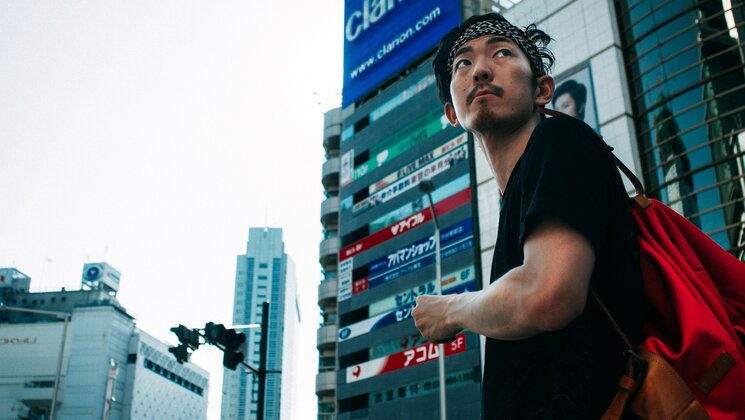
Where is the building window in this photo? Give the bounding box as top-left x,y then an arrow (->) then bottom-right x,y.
143,358 -> 204,396
24,381 -> 54,388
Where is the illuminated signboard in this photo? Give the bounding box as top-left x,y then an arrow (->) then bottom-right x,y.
352,144 -> 468,214
341,109 -> 451,187
346,333 -> 467,383
338,266 -> 476,342
365,133 -> 466,192
340,187 -> 471,261
368,173 -> 469,232
338,218 -> 474,301
342,0 -> 462,107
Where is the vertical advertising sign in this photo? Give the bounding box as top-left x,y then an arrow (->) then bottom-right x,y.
342,0 -> 462,107
549,63 -> 599,132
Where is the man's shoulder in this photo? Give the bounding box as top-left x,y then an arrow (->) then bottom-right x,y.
527,114 -> 604,157
533,113 -> 597,141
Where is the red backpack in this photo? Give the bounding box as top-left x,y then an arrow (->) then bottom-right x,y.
542,108 -> 745,419
624,196 -> 745,419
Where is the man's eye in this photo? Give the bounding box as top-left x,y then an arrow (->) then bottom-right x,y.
454,59 -> 471,70
495,49 -> 512,57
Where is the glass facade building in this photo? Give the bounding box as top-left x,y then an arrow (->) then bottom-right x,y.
616,0 -> 745,259
223,227 -> 298,420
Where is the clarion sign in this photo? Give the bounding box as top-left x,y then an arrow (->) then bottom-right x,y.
345,0 -> 405,42
342,0 -> 460,107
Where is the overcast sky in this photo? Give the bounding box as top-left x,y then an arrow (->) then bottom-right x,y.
0,2 -> 343,418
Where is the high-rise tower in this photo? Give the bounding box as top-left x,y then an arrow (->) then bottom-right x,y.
317,2 -> 497,419
222,227 -> 299,420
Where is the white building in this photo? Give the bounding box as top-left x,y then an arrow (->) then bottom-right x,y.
0,264 -> 209,420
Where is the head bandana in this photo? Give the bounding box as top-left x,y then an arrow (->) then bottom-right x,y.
446,19 -> 545,78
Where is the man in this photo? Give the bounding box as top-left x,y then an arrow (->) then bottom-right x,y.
412,13 -> 642,418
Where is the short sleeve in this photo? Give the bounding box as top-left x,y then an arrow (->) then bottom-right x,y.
517,116 -> 612,255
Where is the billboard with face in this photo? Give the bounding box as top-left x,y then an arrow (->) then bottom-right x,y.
549,63 -> 599,131
342,0 -> 461,107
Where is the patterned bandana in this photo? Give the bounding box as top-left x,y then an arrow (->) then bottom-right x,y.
446,19 -> 544,77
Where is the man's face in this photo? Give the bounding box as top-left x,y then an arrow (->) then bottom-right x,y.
445,35 -> 538,134
554,92 -> 579,119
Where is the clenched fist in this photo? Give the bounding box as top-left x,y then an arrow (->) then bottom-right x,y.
412,294 -> 463,342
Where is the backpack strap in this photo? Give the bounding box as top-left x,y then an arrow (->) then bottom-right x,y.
592,290 -> 648,420
538,107 -> 651,208
537,107 -> 652,417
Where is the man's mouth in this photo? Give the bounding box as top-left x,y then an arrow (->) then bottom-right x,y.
467,84 -> 504,104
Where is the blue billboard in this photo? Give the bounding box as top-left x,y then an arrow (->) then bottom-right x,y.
342,0 -> 462,107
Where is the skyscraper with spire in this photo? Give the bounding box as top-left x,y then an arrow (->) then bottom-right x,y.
222,227 -> 299,420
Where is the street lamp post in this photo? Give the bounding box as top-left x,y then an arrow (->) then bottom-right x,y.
418,179 -> 447,420
0,304 -> 70,420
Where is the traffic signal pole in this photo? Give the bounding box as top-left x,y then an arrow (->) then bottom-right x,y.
168,301 -> 279,420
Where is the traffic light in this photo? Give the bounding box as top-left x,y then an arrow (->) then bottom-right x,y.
204,322 -> 227,345
168,343 -> 189,364
223,347 -> 245,370
204,322 -> 246,370
170,324 -> 200,349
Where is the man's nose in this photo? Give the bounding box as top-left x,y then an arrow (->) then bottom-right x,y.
472,61 -> 493,82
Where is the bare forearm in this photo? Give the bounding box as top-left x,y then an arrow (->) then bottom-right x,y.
447,265 -> 545,340
413,219 -> 594,342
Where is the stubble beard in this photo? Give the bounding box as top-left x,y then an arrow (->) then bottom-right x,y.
469,105 -> 505,135
466,96 -> 536,140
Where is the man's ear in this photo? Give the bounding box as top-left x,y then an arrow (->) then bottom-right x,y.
534,75 -> 555,107
445,102 -> 461,127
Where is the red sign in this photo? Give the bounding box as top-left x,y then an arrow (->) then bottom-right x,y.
352,277 -> 368,294
347,333 -> 467,383
340,188 -> 471,262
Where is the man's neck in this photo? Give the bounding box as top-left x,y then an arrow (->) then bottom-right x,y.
477,113 -> 541,194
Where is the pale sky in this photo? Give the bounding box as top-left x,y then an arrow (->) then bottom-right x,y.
0,1 -> 343,419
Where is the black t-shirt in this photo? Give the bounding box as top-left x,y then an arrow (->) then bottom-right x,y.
483,115 -> 642,419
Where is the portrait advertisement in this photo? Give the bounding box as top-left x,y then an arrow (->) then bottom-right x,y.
550,63 -> 600,132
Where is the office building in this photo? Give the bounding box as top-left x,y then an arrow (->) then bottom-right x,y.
0,264 -> 209,420
319,0 -> 745,418
318,1 -> 496,419
222,227 -> 299,420
611,0 -> 745,258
